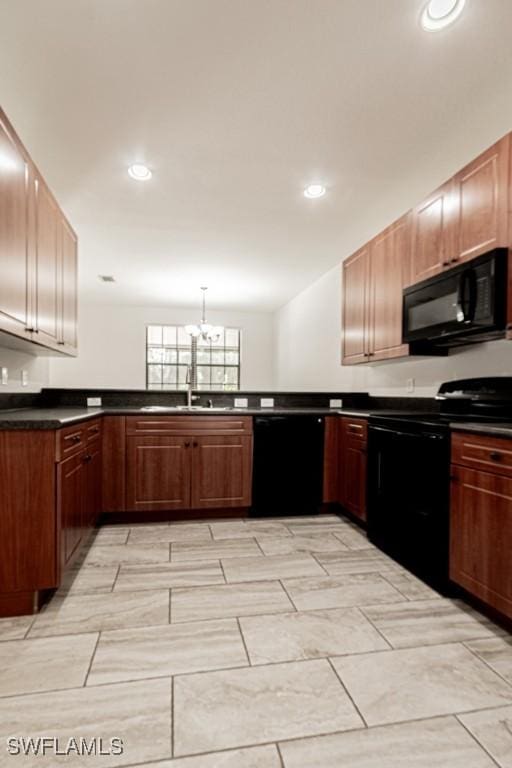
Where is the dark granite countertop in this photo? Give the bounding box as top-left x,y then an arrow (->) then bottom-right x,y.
449,421 -> 512,437
2,406 -> 509,437
0,405 -> 374,429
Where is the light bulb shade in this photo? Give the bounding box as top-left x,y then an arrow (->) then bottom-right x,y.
185,324 -> 201,337
207,326 -> 224,341
200,323 -> 214,334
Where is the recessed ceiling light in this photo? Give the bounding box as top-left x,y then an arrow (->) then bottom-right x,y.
304,184 -> 326,199
421,0 -> 465,30
128,163 -> 152,181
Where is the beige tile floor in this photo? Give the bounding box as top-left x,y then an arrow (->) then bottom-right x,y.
0,513 -> 511,767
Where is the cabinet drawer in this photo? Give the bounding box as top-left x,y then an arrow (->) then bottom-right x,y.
86,419 -> 102,444
452,431 -> 512,478
341,417 -> 368,445
125,415 -> 253,436
56,424 -> 86,460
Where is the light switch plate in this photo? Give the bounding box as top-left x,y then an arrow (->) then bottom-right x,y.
1,367 -> 7,385
87,397 -> 102,407
330,398 -> 343,408
406,378 -> 415,393
21,370 -> 28,387
260,397 -> 274,408
234,397 -> 248,408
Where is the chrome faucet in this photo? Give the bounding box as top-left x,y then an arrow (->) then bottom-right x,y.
186,366 -> 200,408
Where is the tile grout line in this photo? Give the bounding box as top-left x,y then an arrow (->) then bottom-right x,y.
276,741 -> 286,768
82,631 -> 101,687
236,617 -> 253,666
454,714 -> 503,768
327,656 -> 368,729
462,641 -> 512,690
171,675 -> 175,758
110,564 -> 121,593
356,606 -> 394,650
277,579 -> 298,612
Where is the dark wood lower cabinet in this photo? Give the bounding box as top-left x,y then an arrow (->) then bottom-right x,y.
125,431 -> 253,512
338,417 -> 368,523
126,436 -> 191,511
191,435 -> 253,509
450,464 -> 512,621
58,451 -> 85,570
0,422 -> 103,618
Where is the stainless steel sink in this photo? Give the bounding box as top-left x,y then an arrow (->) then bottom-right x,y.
140,405 -> 233,412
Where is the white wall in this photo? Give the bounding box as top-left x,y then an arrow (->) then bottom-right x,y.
49,302 -> 274,390
274,263 -> 512,397
0,345 -> 50,392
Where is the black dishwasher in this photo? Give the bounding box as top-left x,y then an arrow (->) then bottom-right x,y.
367,418 -> 451,593
252,416 -> 325,516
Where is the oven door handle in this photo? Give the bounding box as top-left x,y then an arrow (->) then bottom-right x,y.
458,268 -> 477,323
369,425 -> 444,440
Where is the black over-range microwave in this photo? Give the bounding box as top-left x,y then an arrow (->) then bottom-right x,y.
402,248 -> 508,350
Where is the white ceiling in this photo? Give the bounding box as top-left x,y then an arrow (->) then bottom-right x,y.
1,0 -> 512,311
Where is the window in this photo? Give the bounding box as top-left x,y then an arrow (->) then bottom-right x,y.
146,325 -> 241,391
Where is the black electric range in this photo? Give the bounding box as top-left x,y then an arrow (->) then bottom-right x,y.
367,377 -> 512,593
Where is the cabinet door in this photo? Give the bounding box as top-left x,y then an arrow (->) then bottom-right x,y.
59,217 -> 78,351
83,444 -> 102,529
190,435 -> 253,509
34,177 -> 60,346
57,452 -> 84,570
450,466 -> 512,620
0,113 -> 32,339
342,441 -> 367,522
369,214 -> 410,361
342,245 -> 370,365
410,181 -> 456,284
453,135 -> 510,265
126,436 -> 191,511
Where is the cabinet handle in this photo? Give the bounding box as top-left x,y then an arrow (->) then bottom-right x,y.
69,434 -> 81,443
25,327 -> 35,333
193,441 -> 198,447
442,260 -> 450,266
57,341 -> 65,345
450,258 -> 459,263
489,451 -> 502,461
83,454 -> 92,463
184,441 -> 191,447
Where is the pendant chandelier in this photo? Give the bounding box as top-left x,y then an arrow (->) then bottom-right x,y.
185,287 -> 224,342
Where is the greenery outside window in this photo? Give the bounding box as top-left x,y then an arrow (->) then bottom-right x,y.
146,325 -> 241,391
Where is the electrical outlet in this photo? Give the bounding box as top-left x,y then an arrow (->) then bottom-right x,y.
406,378 -> 415,393
330,398 -> 343,408
87,397 -> 102,407
21,369 -> 28,387
234,397 -> 248,408
260,397 -> 274,408
1,367 -> 7,385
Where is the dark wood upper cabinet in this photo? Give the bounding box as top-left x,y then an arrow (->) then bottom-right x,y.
0,112 -> 32,340
342,245 -> 370,364
369,214 -> 410,362
190,435 -> 253,509
410,180 -> 456,284
454,135 -> 510,264
34,177 -> 60,346
0,107 -> 77,355
343,214 -> 410,365
59,217 -> 78,350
